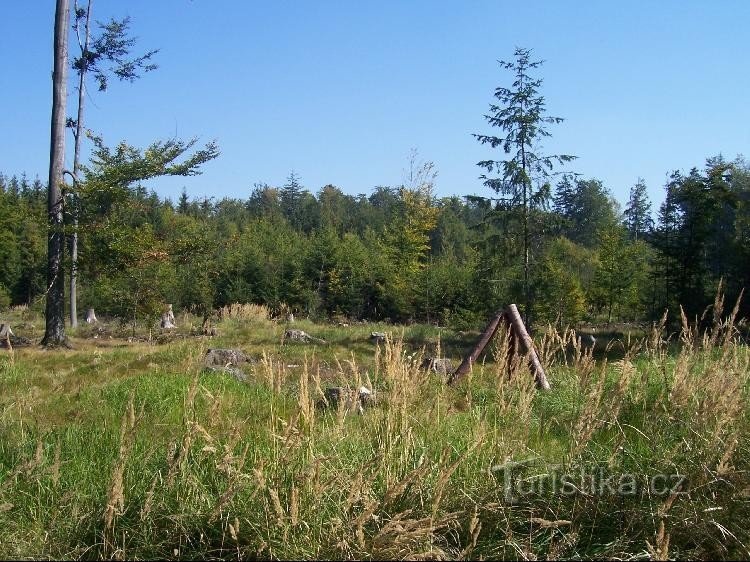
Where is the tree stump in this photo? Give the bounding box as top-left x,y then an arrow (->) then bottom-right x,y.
160,304 -> 176,329
203,348 -> 252,382
0,324 -> 13,350
317,386 -> 375,415
85,308 -> 98,324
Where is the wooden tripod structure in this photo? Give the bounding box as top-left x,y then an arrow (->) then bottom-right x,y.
447,304 -> 550,390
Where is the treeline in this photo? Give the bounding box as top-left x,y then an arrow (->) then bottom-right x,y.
1,154 -> 748,329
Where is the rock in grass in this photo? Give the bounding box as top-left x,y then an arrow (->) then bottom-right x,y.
204,348 -> 249,367
317,386 -> 376,414
203,348 -> 251,382
420,356 -> 454,376
283,329 -> 326,344
370,331 -> 387,343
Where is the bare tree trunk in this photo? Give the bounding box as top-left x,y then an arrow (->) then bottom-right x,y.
69,0 -> 92,329
42,0 -> 70,347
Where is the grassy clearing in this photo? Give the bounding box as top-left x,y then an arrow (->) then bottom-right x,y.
0,305 -> 748,560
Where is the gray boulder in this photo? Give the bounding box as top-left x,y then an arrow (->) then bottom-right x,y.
421,356 -> 454,376
283,329 -> 326,344
203,348 -> 252,382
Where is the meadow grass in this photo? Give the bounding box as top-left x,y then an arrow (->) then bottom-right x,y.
0,305 -> 748,560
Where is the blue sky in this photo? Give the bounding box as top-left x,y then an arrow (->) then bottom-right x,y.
1,1 -> 748,208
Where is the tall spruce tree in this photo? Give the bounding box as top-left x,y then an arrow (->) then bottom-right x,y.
474,48 -> 574,324
623,178 -> 653,241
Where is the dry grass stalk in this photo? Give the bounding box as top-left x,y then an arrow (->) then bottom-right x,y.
103,392 -> 139,553
431,437 -> 483,520
370,509 -> 461,560
209,442 -> 250,522
570,361 -> 608,458
218,302 -> 270,321
647,309 -> 669,360
459,506 -> 482,559
50,438 -> 61,488
139,472 -> 160,521
0,438 -> 46,492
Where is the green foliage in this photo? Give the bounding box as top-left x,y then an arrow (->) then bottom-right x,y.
0,284 -> 10,311
653,157 -> 746,321
535,237 -> 591,327
591,225 -> 651,323
71,8 -> 158,94
0,308 -> 748,559
623,178 -> 654,240
554,175 -> 620,247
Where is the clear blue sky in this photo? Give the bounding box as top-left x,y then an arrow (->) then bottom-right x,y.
1,1 -> 748,209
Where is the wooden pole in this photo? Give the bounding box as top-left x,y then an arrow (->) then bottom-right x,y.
504,304 -> 550,390
448,309 -> 506,385
447,304 -> 551,390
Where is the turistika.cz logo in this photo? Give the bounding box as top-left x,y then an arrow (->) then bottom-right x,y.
491,460 -> 689,503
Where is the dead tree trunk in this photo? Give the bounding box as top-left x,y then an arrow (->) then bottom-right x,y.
42,0 -> 70,347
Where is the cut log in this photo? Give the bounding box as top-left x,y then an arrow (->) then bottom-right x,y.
370,331 -> 387,344
85,308 -> 98,324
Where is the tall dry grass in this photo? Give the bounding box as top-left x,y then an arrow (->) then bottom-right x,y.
0,294 -> 748,559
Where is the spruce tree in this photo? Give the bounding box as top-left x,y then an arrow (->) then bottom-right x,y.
474,48 -> 575,324
623,178 -> 653,241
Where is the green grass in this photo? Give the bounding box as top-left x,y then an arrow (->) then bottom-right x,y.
0,307 -> 748,559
